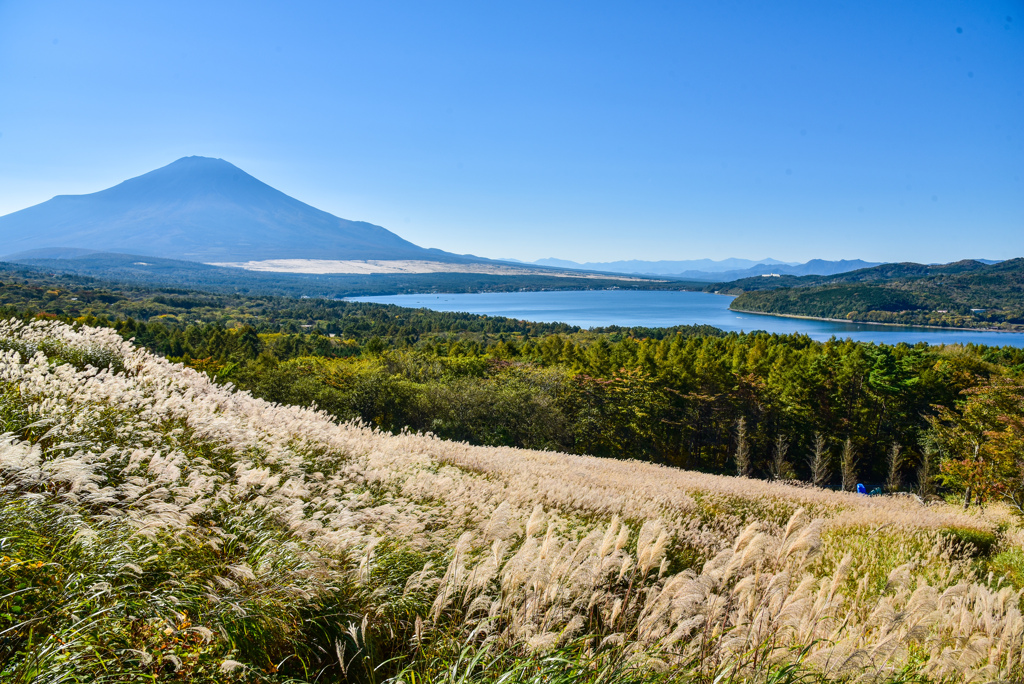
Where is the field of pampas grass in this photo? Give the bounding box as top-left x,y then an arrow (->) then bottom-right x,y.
1,318 -> 1022,683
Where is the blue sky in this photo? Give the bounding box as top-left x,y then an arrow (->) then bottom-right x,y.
0,1 -> 1020,263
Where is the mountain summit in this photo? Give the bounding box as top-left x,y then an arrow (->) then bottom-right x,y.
0,156 -> 463,263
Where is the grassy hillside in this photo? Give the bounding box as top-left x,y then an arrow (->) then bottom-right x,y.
724,259 -> 1024,329
1,319 -> 1023,682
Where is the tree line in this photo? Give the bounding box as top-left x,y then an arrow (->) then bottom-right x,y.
3,266 -> 1024,508
117,315 -> 1024,505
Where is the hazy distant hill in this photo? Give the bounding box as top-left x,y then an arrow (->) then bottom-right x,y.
531,257 -> 793,274
528,257 -> 880,280
0,156 -> 475,264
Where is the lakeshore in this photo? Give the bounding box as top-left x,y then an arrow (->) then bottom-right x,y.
350,289 -> 1024,347
729,307 -> 1024,335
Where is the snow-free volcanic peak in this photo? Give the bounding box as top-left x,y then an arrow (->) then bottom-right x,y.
0,156 -> 468,263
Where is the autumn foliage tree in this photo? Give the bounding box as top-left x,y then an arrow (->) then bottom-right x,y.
930,377 -> 1024,510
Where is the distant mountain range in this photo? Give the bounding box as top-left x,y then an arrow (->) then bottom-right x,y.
529,257 -> 795,274
0,156 -> 478,264
514,257 -> 883,281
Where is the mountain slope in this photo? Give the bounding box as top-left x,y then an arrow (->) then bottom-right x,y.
0,156 -> 471,263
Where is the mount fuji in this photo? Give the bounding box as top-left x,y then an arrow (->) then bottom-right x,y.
0,156 -> 474,264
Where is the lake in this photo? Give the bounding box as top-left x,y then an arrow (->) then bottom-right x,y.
349,290 -> 1024,347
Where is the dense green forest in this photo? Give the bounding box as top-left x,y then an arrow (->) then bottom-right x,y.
4,262 -> 1024,503
723,258 -> 1024,329
184,324 -> 1024,489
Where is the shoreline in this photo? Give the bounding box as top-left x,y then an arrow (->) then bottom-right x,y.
729,308 -> 1023,334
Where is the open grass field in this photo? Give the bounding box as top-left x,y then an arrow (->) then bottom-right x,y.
1,319 -> 1022,682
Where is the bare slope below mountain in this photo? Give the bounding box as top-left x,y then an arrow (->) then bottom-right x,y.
0,156 -> 475,263
1,251 -> 687,298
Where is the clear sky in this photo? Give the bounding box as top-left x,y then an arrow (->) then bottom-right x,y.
0,1 -> 1021,264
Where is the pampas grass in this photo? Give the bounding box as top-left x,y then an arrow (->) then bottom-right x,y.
0,318 -> 1020,682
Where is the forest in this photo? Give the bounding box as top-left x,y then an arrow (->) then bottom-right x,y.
3,263 -> 1024,501
725,258 -> 1024,330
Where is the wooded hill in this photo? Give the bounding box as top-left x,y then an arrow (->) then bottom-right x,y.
718,258 -> 1024,329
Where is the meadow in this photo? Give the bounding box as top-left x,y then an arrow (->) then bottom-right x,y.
1,318 -> 1022,682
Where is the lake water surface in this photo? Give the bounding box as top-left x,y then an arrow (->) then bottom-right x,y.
350,290 -> 1024,347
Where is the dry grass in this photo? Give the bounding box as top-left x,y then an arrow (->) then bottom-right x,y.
0,318 -> 1021,682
